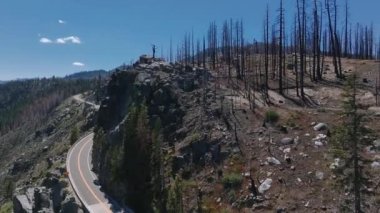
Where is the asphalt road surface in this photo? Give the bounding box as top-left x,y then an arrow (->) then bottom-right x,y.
67,95 -> 131,213
67,133 -> 116,213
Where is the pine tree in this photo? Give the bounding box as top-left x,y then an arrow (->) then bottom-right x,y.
342,75 -> 362,212
331,74 -> 363,212
1,177 -> 15,200
92,127 -> 106,172
70,125 -> 79,145
167,175 -> 183,213
123,105 -> 153,212
151,118 -> 166,212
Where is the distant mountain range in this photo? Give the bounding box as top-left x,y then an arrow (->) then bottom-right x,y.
65,70 -> 110,80
0,69 -> 116,84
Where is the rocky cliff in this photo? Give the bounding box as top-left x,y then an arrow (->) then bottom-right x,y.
0,94 -> 97,213
91,56 -> 234,211
91,56 -> 380,213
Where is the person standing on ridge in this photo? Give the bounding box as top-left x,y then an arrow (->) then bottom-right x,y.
152,44 -> 156,59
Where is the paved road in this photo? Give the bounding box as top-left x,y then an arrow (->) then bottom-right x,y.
67,95 -> 130,213
67,133 -> 115,213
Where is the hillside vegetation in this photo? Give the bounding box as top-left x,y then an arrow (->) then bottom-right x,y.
0,78 -> 94,134
91,55 -> 380,212
0,77 -> 100,211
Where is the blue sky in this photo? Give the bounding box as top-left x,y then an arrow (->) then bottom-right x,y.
0,0 -> 379,80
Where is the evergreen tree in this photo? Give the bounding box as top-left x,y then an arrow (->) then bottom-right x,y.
1,177 -> 15,200
167,175 -> 183,213
331,74 -> 363,212
123,105 -> 153,212
92,127 -> 106,172
151,118 -> 166,212
342,75 -> 363,212
70,125 -> 79,145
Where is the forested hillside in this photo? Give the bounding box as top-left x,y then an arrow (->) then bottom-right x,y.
0,76 -> 101,212
2,0 -> 380,212
0,78 -> 95,134
65,70 -> 109,80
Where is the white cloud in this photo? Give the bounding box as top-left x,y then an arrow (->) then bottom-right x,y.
58,19 -> 66,24
56,36 -> 81,44
56,38 -> 66,44
72,62 -> 85,67
39,37 -> 53,44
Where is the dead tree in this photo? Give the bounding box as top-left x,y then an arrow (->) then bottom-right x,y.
207,22 -> 217,70
264,5 -> 270,98
197,39 -> 201,67
170,38 -> 173,63
235,21 -> 241,79
278,0 -> 285,94
297,0 -> 306,98
344,0 -> 349,57
240,20 -> 245,80
222,20 -> 232,79
326,0 -> 343,78
294,14 -> 300,97
313,0 -> 322,81
271,24 -> 277,80
203,36 -> 206,68
318,0 -> 323,80
192,30 -> 195,67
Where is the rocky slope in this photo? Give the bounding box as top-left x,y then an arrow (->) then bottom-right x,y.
0,93 -> 98,213
92,55 -> 380,212
92,56 -> 216,209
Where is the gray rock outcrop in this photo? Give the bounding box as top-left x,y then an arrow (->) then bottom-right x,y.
13,187 -> 53,213
313,123 -> 328,131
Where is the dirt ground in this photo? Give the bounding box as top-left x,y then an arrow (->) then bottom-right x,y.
184,57 -> 380,212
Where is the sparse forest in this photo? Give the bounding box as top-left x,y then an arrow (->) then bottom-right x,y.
173,0 -> 380,105
3,0 -> 380,213
0,77 -> 96,134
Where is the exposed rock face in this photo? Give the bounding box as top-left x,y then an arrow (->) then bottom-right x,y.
313,123 -> 328,131
0,91 -> 94,211
280,137 -> 294,146
41,176 -> 66,212
13,174 -> 81,213
10,159 -> 32,175
258,178 -> 273,194
60,196 -> 82,213
97,71 -> 139,130
13,194 -> 32,213
95,58 -> 207,141
13,187 -> 53,213
92,56 -> 225,208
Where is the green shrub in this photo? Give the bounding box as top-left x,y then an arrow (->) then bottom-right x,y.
0,202 -> 13,213
265,110 -> 280,123
1,177 -> 15,200
69,126 -> 79,145
190,133 -> 201,141
222,173 -> 243,189
329,125 -> 349,158
227,190 -> 237,203
183,132 -> 201,145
